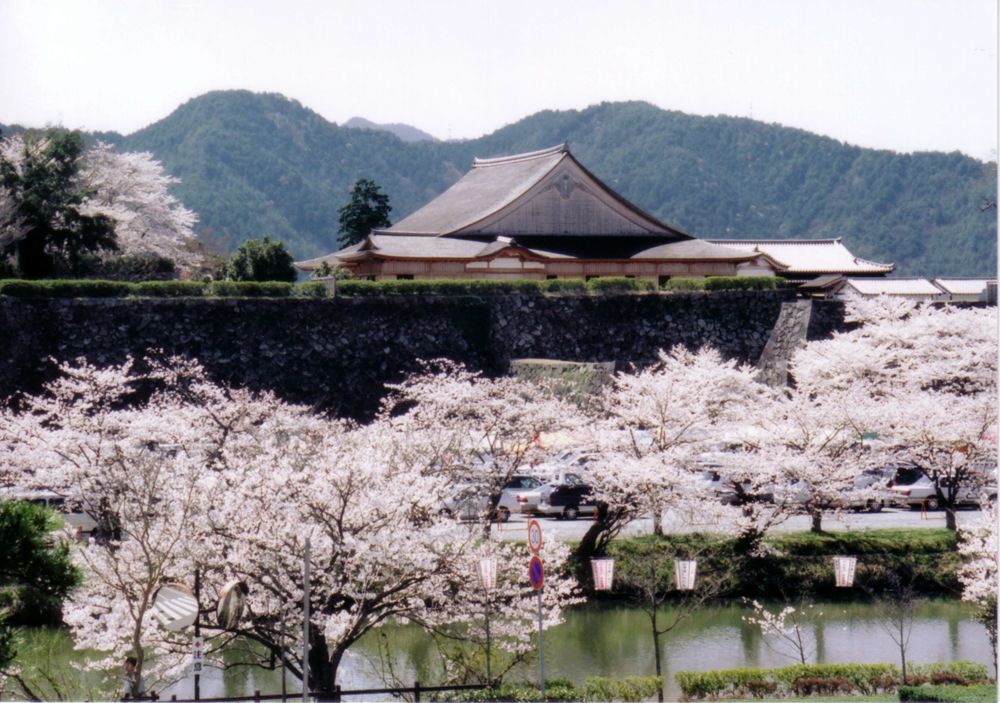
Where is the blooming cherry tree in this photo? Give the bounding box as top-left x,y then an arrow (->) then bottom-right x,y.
0,356 -> 580,695
79,142 -> 200,269
791,298 -> 997,530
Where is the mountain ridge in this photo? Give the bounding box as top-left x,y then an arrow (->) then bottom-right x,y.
5,90 -> 996,276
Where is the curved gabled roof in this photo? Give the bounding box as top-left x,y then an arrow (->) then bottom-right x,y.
386,143 -> 691,240
706,238 -> 894,275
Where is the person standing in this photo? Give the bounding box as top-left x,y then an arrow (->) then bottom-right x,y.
121,656 -> 146,700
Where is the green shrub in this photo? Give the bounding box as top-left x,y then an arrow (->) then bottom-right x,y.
585,277 -> 656,294
0,279 -> 133,298
296,281 -> 328,298
911,661 -> 990,683
432,676 -> 662,702
337,280 -> 381,296
223,235 -> 297,282
206,281 -> 294,297
543,279 -> 588,294
675,669 -> 730,699
132,281 -> 207,297
663,277 -> 706,292
899,684 -> 998,702
703,275 -> 786,291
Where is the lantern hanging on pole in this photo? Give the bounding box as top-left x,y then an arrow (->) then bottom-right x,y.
674,559 -> 697,590
591,558 -> 615,591
833,556 -> 857,587
479,558 -> 497,590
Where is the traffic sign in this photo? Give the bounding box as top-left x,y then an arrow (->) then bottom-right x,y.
528,555 -> 544,590
527,519 -> 543,553
192,636 -> 204,660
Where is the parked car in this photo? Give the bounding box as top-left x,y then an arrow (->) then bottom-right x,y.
888,476 -> 982,510
770,470 -> 893,512
535,471 -> 589,501
536,481 -> 597,520
441,475 -> 544,522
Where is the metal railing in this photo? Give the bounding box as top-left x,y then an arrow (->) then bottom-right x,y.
155,681 -> 489,703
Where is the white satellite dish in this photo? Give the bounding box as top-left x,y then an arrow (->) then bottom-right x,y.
151,583 -> 199,631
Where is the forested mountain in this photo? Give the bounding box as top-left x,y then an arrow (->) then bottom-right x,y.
7,90 -> 996,275
342,117 -> 439,143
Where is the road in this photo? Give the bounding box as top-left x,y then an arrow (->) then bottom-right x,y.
488,505 -> 986,542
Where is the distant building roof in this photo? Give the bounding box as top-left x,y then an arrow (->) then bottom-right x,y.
931,278 -> 997,296
706,238 -> 894,277
386,143 -> 691,239
841,278 -> 944,297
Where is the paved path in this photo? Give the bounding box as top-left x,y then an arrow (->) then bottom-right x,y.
488,505 -> 984,542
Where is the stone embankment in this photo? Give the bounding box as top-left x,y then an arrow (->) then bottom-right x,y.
0,292 -> 848,417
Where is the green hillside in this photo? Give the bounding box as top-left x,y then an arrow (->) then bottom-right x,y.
11,90 -> 995,276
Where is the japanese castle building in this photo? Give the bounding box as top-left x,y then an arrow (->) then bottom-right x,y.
296,143 -> 895,285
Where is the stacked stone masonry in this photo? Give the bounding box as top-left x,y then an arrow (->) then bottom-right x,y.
0,293 -> 848,419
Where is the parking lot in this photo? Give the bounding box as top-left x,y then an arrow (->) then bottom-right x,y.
488,504 -> 988,542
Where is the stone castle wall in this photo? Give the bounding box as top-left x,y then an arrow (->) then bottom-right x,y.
0,292 -> 847,418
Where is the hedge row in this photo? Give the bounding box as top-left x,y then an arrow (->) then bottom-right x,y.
0,280 -> 299,298
335,277 -> 657,296
602,529 -> 962,599
899,683 -> 998,702
663,275 -> 787,292
431,676 -> 662,702
674,661 -> 990,699
0,276 -> 788,298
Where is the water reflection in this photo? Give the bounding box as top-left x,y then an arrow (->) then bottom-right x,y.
26,599 -> 985,702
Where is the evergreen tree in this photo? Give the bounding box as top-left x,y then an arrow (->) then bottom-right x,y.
336,178 -> 392,247
223,234 -> 297,282
0,499 -> 81,625
0,129 -> 117,278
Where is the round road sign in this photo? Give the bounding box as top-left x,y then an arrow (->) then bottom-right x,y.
527,519 -> 543,553
528,555 -> 544,590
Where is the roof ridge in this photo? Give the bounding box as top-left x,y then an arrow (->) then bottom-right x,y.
473,143 -> 569,167
709,239 -> 841,245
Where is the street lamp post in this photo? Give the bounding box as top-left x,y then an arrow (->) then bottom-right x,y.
479,558 -> 497,687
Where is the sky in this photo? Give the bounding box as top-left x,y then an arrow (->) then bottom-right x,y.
0,0 -> 997,161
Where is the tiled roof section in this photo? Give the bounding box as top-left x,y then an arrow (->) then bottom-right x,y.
387,143 -> 687,239
844,278 -> 944,296
294,234 -> 574,268
706,238 -> 894,275
631,238 -> 760,261
932,278 -> 997,295
387,147 -> 568,235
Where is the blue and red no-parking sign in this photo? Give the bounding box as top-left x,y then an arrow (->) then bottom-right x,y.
528,555 -> 544,590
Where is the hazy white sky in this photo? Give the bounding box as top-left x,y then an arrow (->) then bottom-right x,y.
1,0 -> 996,160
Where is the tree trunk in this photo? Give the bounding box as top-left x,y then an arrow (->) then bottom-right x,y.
809,506 -> 823,534
652,509 -> 663,537
650,609 -> 664,703
944,505 -> 957,531
576,504 -> 612,560
307,631 -> 340,694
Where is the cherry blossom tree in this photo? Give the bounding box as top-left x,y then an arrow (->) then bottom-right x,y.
0,356 -> 580,695
0,131 -> 202,277
580,346 -> 775,557
790,298 -> 998,531
959,501 -> 998,674
78,142 -> 200,270
382,360 -> 584,534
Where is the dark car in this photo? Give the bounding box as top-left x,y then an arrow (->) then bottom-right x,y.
536,482 -> 597,520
